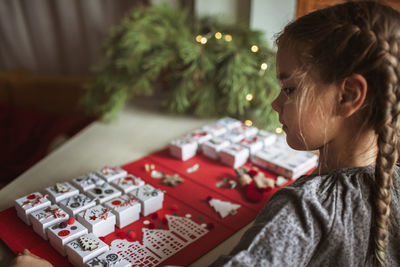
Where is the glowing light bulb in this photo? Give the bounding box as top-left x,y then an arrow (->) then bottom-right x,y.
225,34 -> 232,42
196,35 -> 202,42
200,37 -> 208,44
251,45 -> 259,52
244,120 -> 253,126
215,32 -> 222,39
246,93 -> 253,101
275,127 -> 283,134
260,63 -> 268,70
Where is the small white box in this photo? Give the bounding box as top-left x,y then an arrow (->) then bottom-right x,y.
129,184 -> 164,216
220,144 -> 250,168
85,250 -> 131,267
29,204 -> 69,240
251,142 -> 318,179
65,233 -> 109,267
216,117 -> 242,130
77,205 -> 116,237
59,194 -> 96,217
239,136 -> 264,155
231,124 -> 258,138
103,195 -> 141,228
14,192 -> 51,225
188,129 -> 213,145
97,167 -> 128,183
201,137 -> 231,160
256,130 -> 278,147
44,182 -> 80,203
47,218 -> 88,256
202,123 -> 227,137
111,174 -> 145,194
169,136 -> 198,161
85,183 -> 122,204
72,173 -> 105,192
221,132 -> 245,144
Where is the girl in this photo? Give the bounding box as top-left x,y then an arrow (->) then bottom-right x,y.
211,1 -> 400,266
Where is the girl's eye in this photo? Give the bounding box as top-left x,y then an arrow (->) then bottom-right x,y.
282,87 -> 295,96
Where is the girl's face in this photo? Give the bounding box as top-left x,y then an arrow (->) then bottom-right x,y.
272,46 -> 342,151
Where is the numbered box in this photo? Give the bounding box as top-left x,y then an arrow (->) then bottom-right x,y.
59,194 -> 96,217
72,172 -> 105,192
111,174 -> 145,194
47,218 -> 88,256
29,204 -> 69,240
77,205 -> 116,237
220,144 -> 250,168
97,167 -> 127,183
44,182 -> 79,203
65,233 -> 109,267
169,136 -> 198,161
129,184 -> 164,216
104,195 -> 141,228
85,183 -> 122,204
14,192 -> 51,225
201,137 -> 230,160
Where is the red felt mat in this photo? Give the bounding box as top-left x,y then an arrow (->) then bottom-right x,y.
0,149 -> 293,266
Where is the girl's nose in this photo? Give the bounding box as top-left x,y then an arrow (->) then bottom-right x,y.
271,92 -> 283,114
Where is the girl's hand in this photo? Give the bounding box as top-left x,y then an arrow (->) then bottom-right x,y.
10,249 -> 53,267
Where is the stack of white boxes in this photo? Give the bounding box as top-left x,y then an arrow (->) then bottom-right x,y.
14,165 -> 165,266
169,117 -> 318,179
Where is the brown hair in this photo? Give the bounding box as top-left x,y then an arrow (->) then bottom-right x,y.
276,1 -> 400,266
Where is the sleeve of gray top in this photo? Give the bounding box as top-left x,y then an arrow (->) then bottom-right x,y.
210,185 -> 326,267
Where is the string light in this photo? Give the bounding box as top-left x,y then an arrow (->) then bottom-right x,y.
196,35 -> 202,42
251,45 -> 259,52
246,93 -> 253,101
215,32 -> 222,39
200,37 -> 208,44
225,34 -> 232,42
275,127 -> 283,134
260,63 -> 268,70
244,120 -> 253,126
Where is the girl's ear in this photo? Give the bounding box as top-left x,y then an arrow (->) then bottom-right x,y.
338,74 -> 368,118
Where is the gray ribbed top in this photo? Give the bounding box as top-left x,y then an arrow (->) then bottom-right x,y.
211,166 -> 400,266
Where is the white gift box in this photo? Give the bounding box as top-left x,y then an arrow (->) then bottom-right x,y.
129,184 -> 164,216
29,204 -> 69,240
202,123 -> 227,137
44,182 -> 80,203
47,218 -> 88,256
14,192 -> 51,225
77,205 -> 116,237
72,172 -> 105,192
231,124 -> 258,138
251,142 -> 318,179
97,167 -> 128,183
188,130 -> 213,145
216,117 -> 242,130
103,195 -> 141,228
220,132 -> 245,144
169,136 -> 198,161
201,137 -> 231,160
85,183 -> 122,204
220,144 -> 250,168
256,130 -> 278,147
111,174 -> 145,194
65,233 -> 109,267
59,194 -> 96,217
85,250 -> 131,267
239,136 -> 264,155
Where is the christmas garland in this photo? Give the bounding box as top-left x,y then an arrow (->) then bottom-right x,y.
82,4 -> 280,130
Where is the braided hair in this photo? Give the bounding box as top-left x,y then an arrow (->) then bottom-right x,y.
276,1 -> 400,266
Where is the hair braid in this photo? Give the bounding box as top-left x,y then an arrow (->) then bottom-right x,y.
373,36 -> 400,267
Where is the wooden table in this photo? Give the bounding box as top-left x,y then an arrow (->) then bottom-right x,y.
0,99 -> 252,266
